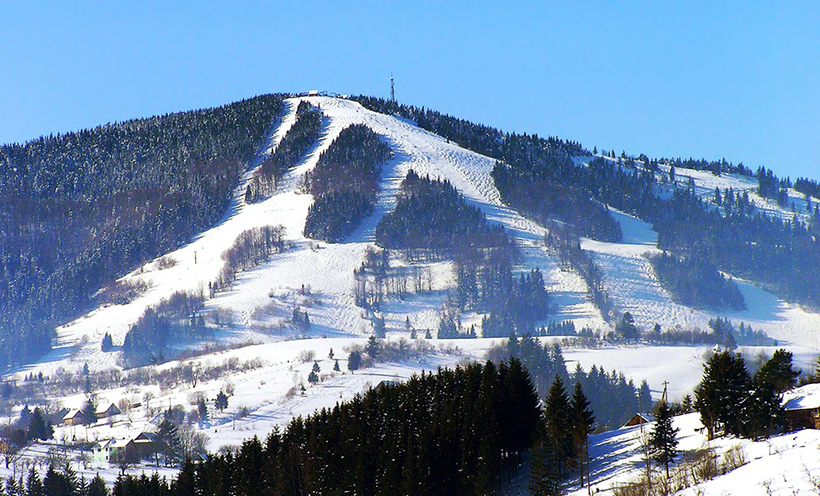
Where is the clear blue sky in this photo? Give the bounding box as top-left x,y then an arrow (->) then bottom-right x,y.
2,2 -> 818,180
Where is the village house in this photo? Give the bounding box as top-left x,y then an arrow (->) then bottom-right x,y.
623,412 -> 655,427
95,402 -> 121,420
784,390 -> 820,431
62,409 -> 85,426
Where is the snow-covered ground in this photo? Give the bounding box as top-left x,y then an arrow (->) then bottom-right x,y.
6,96 -> 820,488
571,384 -> 820,495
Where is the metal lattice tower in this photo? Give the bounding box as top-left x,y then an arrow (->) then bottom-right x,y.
390,72 -> 396,103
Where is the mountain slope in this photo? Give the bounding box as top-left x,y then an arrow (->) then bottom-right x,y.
16,95 -> 818,377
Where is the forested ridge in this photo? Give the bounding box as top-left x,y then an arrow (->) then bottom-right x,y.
0,94 -> 285,368
303,124 -> 390,242
353,95 -> 820,311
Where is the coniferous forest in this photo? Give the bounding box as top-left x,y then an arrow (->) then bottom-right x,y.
245,100 -> 321,203
112,359 -> 541,495
0,94 -> 285,368
303,124 -> 390,242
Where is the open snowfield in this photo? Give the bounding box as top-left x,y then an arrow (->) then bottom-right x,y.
6,97 -> 820,488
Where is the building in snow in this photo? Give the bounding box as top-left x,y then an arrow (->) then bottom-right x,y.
95,402 -> 121,420
623,412 -> 655,427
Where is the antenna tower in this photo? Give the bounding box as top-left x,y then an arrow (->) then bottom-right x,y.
390,72 -> 396,103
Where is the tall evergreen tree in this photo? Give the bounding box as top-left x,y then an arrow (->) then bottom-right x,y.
650,400 -> 679,478
543,377 -> 573,478
569,382 -> 595,488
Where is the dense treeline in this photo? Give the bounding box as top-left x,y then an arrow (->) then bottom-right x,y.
487,336 -> 650,430
114,359 -> 541,495
375,170 -> 512,256
303,124 -> 390,241
493,161 -> 623,242
795,177 -> 820,203
351,96 -> 622,241
649,252 -> 745,311
0,94 -> 284,368
245,101 -> 321,203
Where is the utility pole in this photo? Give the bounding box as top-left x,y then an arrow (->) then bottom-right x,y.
662,380 -> 669,404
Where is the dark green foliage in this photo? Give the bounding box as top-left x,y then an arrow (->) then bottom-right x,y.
755,349 -> 799,393
570,382 -> 595,487
42,463 -> 77,496
376,170 -> 513,257
114,360 -> 540,495
489,336 -> 642,430
650,401 -> 679,477
543,377 -> 573,479
693,350 -> 785,440
477,268 -> 550,338
100,332 -> 114,352
0,94 -> 284,369
246,100 -> 321,202
87,474 -> 109,496
304,190 -> 373,242
650,252 -> 746,311
694,351 -> 750,439
215,391 -> 229,412
303,124 -> 390,242
25,468 -> 43,496
26,408 -> 52,441
615,312 -> 640,340
347,350 -> 361,371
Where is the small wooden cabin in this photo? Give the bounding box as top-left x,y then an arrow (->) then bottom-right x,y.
62,409 -> 85,426
623,412 -> 655,427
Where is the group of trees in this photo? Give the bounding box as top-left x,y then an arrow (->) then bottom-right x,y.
477,268 -> 550,337
488,336 -> 651,430
303,123 -> 391,242
649,252 -> 746,311
121,291 -> 205,367
211,225 -> 287,296
0,94 -> 285,369
355,94 -> 820,312
245,101 -> 321,203
529,378 -> 595,493
545,222 -> 615,321
0,464 -> 109,496
375,170 -> 513,257
694,349 -> 799,440
114,359 -> 541,495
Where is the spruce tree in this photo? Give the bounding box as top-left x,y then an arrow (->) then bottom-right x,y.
755,349 -> 799,393
543,377 -> 572,478
650,400 -> 679,478
569,382 -> 595,488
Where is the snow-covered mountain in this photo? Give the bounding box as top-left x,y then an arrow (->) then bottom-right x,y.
5,95 -> 820,491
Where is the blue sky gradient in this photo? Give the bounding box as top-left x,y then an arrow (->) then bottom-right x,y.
2,2 -> 818,179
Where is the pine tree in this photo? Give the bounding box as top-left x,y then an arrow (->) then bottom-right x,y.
308,371 -> 319,385
569,382 -> 595,488
26,408 -> 52,441
755,349 -> 799,393
650,400 -> 679,478
215,391 -> 229,412
694,351 -> 750,439
87,474 -> 108,496
25,468 -> 43,496
543,377 -> 573,478
333,360 -> 340,372
348,351 -> 361,371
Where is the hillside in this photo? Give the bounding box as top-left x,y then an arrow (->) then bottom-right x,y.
3,94 -> 820,490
